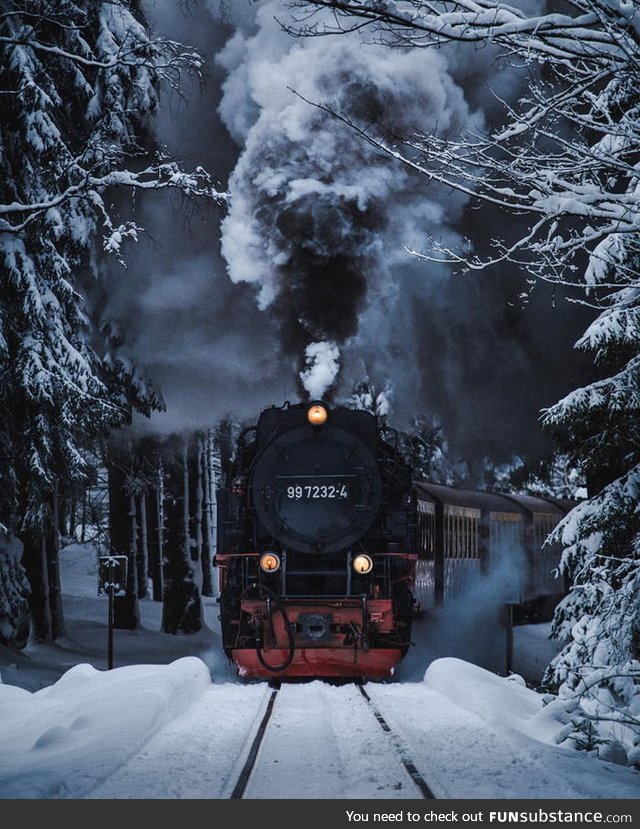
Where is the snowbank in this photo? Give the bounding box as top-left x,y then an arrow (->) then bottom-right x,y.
424,657 -> 543,731
0,657 -> 212,799
424,657 -> 639,768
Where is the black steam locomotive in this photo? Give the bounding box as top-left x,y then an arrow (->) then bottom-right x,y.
215,400 -> 418,679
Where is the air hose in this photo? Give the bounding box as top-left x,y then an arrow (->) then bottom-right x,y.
247,582 -> 295,673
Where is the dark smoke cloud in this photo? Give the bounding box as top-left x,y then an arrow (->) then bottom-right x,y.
102,1 -> 593,468
213,1 -> 593,461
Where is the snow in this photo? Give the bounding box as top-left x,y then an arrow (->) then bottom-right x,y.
0,543 -> 638,799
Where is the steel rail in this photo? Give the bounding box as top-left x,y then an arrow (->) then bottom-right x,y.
357,683 -> 436,799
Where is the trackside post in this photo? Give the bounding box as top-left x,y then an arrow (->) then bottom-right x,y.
98,555 -> 128,670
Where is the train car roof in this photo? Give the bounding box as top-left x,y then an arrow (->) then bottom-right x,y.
534,495 -> 581,513
414,482 -> 574,516
414,481 -> 520,513
501,492 -> 574,515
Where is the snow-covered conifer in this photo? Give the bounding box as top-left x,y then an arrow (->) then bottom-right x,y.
0,0 -> 224,641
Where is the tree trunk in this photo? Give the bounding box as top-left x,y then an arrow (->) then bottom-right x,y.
21,530 -> 51,644
161,439 -> 202,634
47,489 -> 66,640
57,495 -> 68,538
148,468 -> 164,603
200,434 -> 214,597
108,449 -> 139,630
80,486 -> 88,544
67,498 -> 77,541
126,492 -> 140,605
137,492 -> 149,599
187,436 -> 200,564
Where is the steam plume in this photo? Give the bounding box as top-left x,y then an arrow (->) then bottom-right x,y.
300,340 -> 340,400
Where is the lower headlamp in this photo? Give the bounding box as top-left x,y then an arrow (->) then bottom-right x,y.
352,554 -> 373,574
260,552 -> 281,573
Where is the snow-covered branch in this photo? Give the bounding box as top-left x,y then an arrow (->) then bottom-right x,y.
289,1 -> 640,65
0,161 -> 227,234
0,33 -> 203,73
292,84 -> 640,289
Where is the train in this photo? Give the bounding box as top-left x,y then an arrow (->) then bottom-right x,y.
214,400 -> 574,681
413,483 -> 573,625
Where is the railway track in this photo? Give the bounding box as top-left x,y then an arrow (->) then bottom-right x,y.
228,681 -> 437,800
356,684 -> 436,799
230,687 -> 279,799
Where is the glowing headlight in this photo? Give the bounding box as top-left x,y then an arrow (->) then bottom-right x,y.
260,553 -> 281,573
307,403 -> 328,426
352,554 -> 373,574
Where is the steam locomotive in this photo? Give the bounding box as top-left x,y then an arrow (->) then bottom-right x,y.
215,400 -> 417,679
215,400 -> 574,681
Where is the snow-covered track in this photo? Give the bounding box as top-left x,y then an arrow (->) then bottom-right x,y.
230,686 -> 280,799
229,680 -> 437,800
357,684 -> 436,799
74,674 -> 640,800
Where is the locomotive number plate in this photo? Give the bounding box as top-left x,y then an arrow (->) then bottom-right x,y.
279,475 -> 354,501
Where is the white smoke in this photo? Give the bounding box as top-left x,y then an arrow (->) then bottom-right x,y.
299,340 -> 340,400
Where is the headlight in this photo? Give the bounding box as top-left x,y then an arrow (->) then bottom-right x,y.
260,552 -> 281,573
352,554 -> 373,574
307,403 -> 328,426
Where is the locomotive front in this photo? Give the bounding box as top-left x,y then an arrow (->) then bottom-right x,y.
216,401 -> 417,679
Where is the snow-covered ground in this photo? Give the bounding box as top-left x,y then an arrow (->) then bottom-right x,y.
0,543 -> 638,799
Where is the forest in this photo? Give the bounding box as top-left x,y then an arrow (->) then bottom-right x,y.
0,0 -> 638,763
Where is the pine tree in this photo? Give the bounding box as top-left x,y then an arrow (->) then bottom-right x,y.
0,531 -> 30,648
542,256 -> 640,738
161,436 -> 202,635
0,0 -> 224,643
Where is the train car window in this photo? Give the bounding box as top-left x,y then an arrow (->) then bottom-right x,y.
489,511 -> 524,571
417,499 -> 435,560
443,505 -> 481,560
